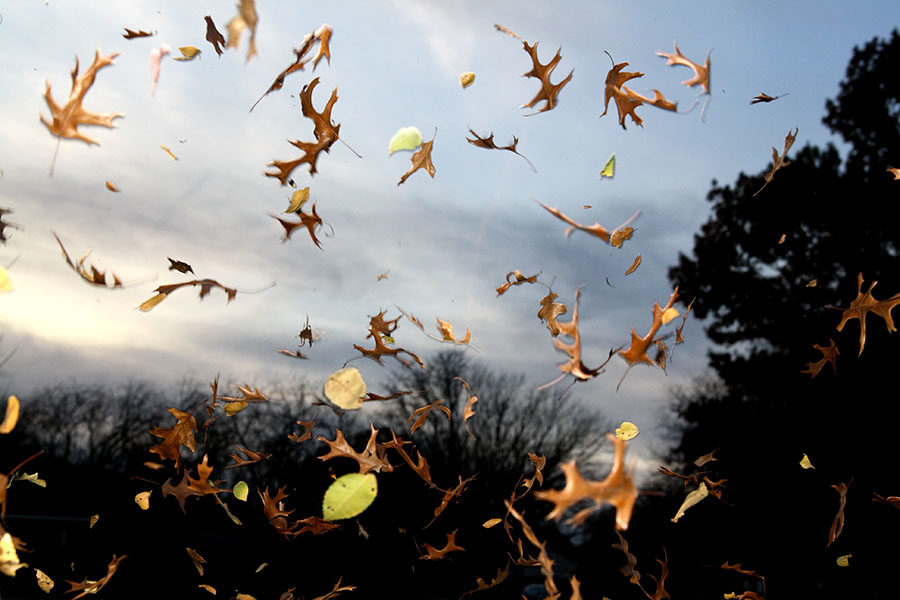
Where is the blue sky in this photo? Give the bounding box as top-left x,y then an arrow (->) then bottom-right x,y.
0,0 -> 895,467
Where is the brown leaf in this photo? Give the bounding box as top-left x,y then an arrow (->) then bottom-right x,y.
827,481 -> 849,547
251,24 -> 333,111
407,399 -> 452,434
161,455 -> 228,512
513,35 -> 574,114
801,339 -> 839,377
601,57 -> 676,129
873,493 -> 900,509
226,446 -> 271,469
460,562 -> 510,599
40,49 -> 124,160
693,449 -> 718,467
617,287 -> 679,390
753,127 -> 798,196
139,278 -> 263,312
0,208 -> 22,244
382,430 -> 434,487
397,307 -> 473,347
832,273 -> 900,356
311,578 -> 355,600
185,547 -> 206,576
270,202 -> 324,247
317,425 -> 393,474
657,41 -> 711,94
419,529 -> 465,560
204,16 -> 226,56
536,433 -> 637,529
167,257 -> 194,274
889,166 -> 900,180
288,419 -> 315,443
53,232 -> 123,288
226,0 -> 258,61
350,310 -> 424,369
266,79 -> 341,184
428,475 -> 475,527
65,555 -> 126,600
537,292 -> 568,336
496,269 -> 540,296
398,132 -> 436,185
296,516 -> 341,535
122,28 -> 154,39
504,500 -> 558,597
751,92 -> 786,104
624,254 -> 642,275
539,202 -> 641,246
720,561 -> 762,578
149,407 -> 198,468
465,129 -> 535,171
546,286 -> 603,384
259,486 -> 297,537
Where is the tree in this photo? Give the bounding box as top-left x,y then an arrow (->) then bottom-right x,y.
666,30 -> 900,597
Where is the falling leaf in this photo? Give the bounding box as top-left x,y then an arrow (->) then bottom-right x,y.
539,202 -> 640,246
138,278 -> 269,312
420,530 -> 465,560
751,92 -> 786,104
601,55 -> 677,129
251,23 -> 333,111
226,0 -> 259,62
324,367 -> 366,410
223,401 -> 247,416
149,44 -> 171,94
161,455 -> 228,513
322,472 -> 378,521
311,578 -> 356,600
65,555 -> 125,600
832,273 -> 900,356
397,308 -> 474,347
460,563 -> 510,598
237,594 -> 257,600
465,129 -> 536,171
610,227 -> 635,248
270,202 -> 324,248
836,554 -> 851,567
0,533 -> 25,576
41,49 -> 124,173
600,153 -> 616,178
389,126 -> 423,154
350,310 -> 424,369
227,446 -> 271,469
617,287 -> 679,390
800,454 -> 815,469
807,279 -> 818,287
0,267 -> 11,293
496,25 -> 573,114
199,584 -> 217,595
122,28 -> 153,39
204,16 -> 226,56
407,398 -> 452,434
615,421 -> 639,441
459,72 -> 475,87
167,258 -> 194,274
398,131 -> 436,185
134,491 -> 151,510
827,482 -> 849,547
753,127 -> 798,196
377,271 -> 389,281
160,145 -> 177,160
286,187 -> 310,212
105,180 -> 119,192
661,307 -> 680,325
657,41 -> 711,94
89,514 -> 99,528
266,78 -> 342,183
802,339 -> 839,377
624,254 -> 642,275
53,232 -> 123,288
1,396 -> 19,434
888,167 -> 900,180
672,482 -> 709,522
318,425 -> 393,474
149,407 -> 198,467
482,518 -> 502,528
496,269 -> 540,295
536,434 -> 637,529
694,449 -> 718,466
778,234 -> 786,244
233,481 -> 249,501
186,548 -> 206,576
173,46 -> 202,61
0,208 -> 22,243
35,568 -> 54,592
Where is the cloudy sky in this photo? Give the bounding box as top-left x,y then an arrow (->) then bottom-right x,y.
0,0 -> 893,463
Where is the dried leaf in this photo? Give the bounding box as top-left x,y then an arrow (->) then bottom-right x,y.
139,278 -> 245,312
318,425 -> 393,474
134,491 -> 151,510
407,399 -> 452,434
801,339 -> 839,377
397,307 -> 473,347
226,0 -> 259,62
539,202 -> 640,246
536,434 -> 637,529
483,518 -> 502,528
167,258 -> 194,274
149,407 -> 198,467
657,41 -> 711,94
496,269 -> 540,295
227,446 -> 271,469
459,72 -> 475,87
800,454 -> 815,470
827,481 -> 849,547
160,144 -> 177,160
694,449 -> 718,466
53,232 -> 123,288
754,127 -> 798,196
504,500 -> 558,596
460,562 -> 510,599
888,166 -> 900,180
204,16 -> 226,56
270,202 -> 324,248
0,208 -> 22,243
286,187 -> 310,213
65,555 -> 125,600
105,180 -> 119,192
186,547 -> 206,576
672,482 -> 708,522
832,273 -> 900,355
537,292 -> 568,336
89,514 -> 99,528
122,28 -> 153,39
173,46 -> 202,61
251,24 -> 333,111
288,419 -> 315,444
350,310 -> 424,369
324,367 -> 367,410
419,530 -> 464,560
625,254 -> 642,275
311,578 -> 355,600
465,129 -> 535,171
199,584 -> 217,595
751,92 -> 786,104
836,554 -> 851,567
35,568 -> 55,592
498,28 -> 573,114
161,455 -> 228,512
398,132 -> 436,185
601,57 -> 676,129
1,395 -> 19,434
617,287 -> 679,390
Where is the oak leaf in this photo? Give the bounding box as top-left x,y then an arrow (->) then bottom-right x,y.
601,57 -> 676,129
536,433 -> 637,529
495,25 -> 572,115
427,475 -> 474,527
538,293 -> 568,336
350,309 -> 424,369
753,127 -> 798,196
65,555 -> 125,600
539,202 -> 640,246
53,232 -> 123,288
167,257 -> 194,274
407,398 -> 451,434
657,41 -> 711,94
266,78 -> 341,184
801,339 -> 839,377
297,516 -> 341,535
459,562 -> 510,599
122,28 -> 153,39
832,273 -> 900,355
139,278 -> 273,311
543,286 -> 604,386
617,287 -> 679,390
226,446 -> 271,469
504,500 -> 558,597
204,16 -> 226,56
419,530 -> 464,560
397,307 -> 474,347
288,419 -> 315,443
311,578 -> 355,600
226,0 -> 258,62
149,407 -> 198,467
161,454 -> 228,512
317,425 -> 393,474
465,129 -> 535,171
185,547 -> 206,576
260,486 -> 297,537
398,131 -> 436,185
251,24 -> 333,111
270,201 -> 324,247
382,430 -> 434,487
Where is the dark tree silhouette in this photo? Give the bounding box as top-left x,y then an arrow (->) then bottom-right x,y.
666,30 -> 900,598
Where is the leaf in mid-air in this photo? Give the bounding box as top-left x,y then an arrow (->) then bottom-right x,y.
270,202 -> 324,248
350,310 -> 424,369
753,127 -> 798,196
0,396 -> 19,434
465,129 -> 535,171
601,56 -> 676,129
600,153 -> 615,178
827,481 -> 849,547
751,92 -> 787,104
800,454 -> 815,469
52,232 -> 123,288
322,473 -> 377,521
671,482 -> 708,522
167,258 -> 194,274
801,339 -> 838,377
226,0 -> 259,62
123,28 -> 153,39
615,421 -> 639,441
173,46 -> 201,61
398,132 -> 436,185
65,555 -> 126,600
617,287 -> 680,390
495,24 -> 573,114
419,530 -> 465,560
459,72 -> 475,87
251,23 -> 333,111
318,425 -> 393,474
323,367 -> 367,410
832,273 -> 900,355
204,16 -> 226,56
657,41 -> 711,94
388,126 -> 422,154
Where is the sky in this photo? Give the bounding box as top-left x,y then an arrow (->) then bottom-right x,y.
0,0 -> 895,468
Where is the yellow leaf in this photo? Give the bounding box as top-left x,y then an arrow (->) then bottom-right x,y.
615,421 -> 639,441
236,594 -> 258,600
35,568 -> 55,592
836,554 -> 851,567
324,367 -> 366,410
0,533 -> 26,576
89,514 -> 99,528
198,584 -> 217,595
160,145 -> 178,160
482,518 -> 502,528
286,187 -> 310,213
0,267 -> 13,293
600,153 -> 615,178
459,72 -> 475,88
173,46 -> 202,61
799,453 -> 815,469
807,279 -> 818,287
233,481 -> 249,501
135,491 -> 151,510
661,307 -> 680,324
672,482 -> 708,523
723,594 -> 738,599
105,180 -> 120,192
224,401 -> 248,416
1,395 -> 20,434
138,293 -> 167,311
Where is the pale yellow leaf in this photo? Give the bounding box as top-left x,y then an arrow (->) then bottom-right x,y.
672,482 -> 708,523
615,421 -> 639,441
89,514 -> 99,528
324,367 -> 366,410
286,187 -> 310,213
799,454 -> 814,469
0,267 -> 13,293
160,145 -> 178,160
173,46 -> 202,61
661,307 -> 680,324
482,518 -> 502,528
224,401 -> 248,416
836,554 -> 851,567
135,491 -> 151,510
1,395 -> 20,433
35,568 -> 55,592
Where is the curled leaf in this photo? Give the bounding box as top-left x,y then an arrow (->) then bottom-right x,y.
459,72 -> 475,88
672,482 -> 708,522
134,491 -> 151,510
1,395 -> 20,434
173,46 -> 202,61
